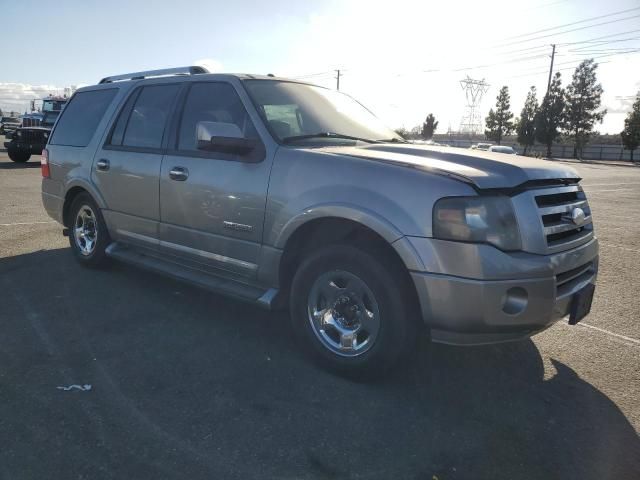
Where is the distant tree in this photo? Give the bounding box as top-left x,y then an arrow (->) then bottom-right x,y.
484,86 -> 514,145
410,125 -> 422,137
0,107 -> 3,116
563,59 -> 606,159
421,113 -> 439,139
516,86 -> 538,155
394,127 -> 409,139
621,93 -> 640,162
535,72 -> 565,158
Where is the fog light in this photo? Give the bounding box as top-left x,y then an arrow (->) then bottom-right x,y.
502,287 -> 528,315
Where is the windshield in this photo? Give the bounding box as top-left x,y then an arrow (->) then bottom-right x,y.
244,80 -> 401,144
42,100 -> 66,112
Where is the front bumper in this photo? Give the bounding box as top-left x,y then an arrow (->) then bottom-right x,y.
402,237 -> 599,345
5,141 -> 44,154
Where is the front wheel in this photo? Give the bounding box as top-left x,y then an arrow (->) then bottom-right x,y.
8,148 -> 31,163
68,193 -> 111,268
289,245 -> 419,379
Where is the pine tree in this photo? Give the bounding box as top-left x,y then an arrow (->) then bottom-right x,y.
421,113 -> 439,139
621,93 -> 640,162
563,59 -> 606,159
516,86 -> 538,155
484,86 -> 514,145
535,72 -> 565,158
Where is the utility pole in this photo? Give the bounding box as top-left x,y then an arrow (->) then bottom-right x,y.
546,44 -> 556,94
335,69 -> 341,90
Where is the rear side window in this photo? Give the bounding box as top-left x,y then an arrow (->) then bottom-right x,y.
109,84 -> 179,149
49,89 -> 117,147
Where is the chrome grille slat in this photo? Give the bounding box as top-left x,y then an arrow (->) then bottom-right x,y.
534,183 -> 593,253
538,199 -> 589,216
544,216 -> 592,235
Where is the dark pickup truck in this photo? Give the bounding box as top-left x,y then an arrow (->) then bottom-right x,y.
4,97 -> 66,162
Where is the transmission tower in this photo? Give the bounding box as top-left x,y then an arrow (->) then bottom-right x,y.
459,76 -> 490,135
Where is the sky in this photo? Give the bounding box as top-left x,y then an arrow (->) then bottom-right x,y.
1,0 -> 638,134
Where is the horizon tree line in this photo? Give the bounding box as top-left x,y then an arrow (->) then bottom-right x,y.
398,58 -> 639,161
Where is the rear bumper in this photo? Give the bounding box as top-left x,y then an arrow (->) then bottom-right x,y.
404,237 -> 599,345
42,178 -> 64,224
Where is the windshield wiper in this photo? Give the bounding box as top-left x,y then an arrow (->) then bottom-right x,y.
376,137 -> 409,143
282,132 -> 380,144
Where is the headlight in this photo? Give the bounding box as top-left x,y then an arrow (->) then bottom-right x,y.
16,130 -> 22,138
433,196 -> 521,251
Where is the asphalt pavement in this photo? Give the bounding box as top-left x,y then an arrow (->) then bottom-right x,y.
0,146 -> 639,480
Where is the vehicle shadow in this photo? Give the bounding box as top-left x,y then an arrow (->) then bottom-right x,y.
0,160 -> 40,169
1,248 -> 638,480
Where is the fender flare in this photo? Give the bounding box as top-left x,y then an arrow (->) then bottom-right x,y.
273,203 -> 426,272
64,177 -> 108,210
274,203 -> 403,249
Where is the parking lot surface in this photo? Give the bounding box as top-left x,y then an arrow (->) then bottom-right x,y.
1,147 -> 639,479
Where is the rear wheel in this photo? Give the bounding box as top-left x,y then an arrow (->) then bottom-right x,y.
290,245 -> 419,379
8,148 -> 31,163
68,193 -> 111,268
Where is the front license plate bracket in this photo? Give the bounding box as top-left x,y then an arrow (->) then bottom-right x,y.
569,283 -> 595,325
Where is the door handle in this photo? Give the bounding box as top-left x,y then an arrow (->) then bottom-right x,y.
169,166 -> 189,181
96,158 -> 110,171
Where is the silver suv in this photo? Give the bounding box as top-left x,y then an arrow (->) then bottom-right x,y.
41,66 -> 598,377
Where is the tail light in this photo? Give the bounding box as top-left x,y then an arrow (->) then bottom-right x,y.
41,148 -> 50,178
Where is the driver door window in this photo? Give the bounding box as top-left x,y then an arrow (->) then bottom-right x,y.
177,82 -> 259,154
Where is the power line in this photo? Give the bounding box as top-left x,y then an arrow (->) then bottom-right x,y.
501,6 -> 640,41
452,52 -> 553,72
289,70 -> 334,79
570,37 -> 640,51
557,28 -> 640,45
506,61 -> 613,79
495,13 -> 640,48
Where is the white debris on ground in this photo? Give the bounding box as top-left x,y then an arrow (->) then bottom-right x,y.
56,384 -> 92,392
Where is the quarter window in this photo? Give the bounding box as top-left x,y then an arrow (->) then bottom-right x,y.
49,89 -> 117,147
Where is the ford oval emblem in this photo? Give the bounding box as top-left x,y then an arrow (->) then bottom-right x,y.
571,207 -> 586,226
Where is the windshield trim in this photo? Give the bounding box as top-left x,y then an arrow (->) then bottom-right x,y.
241,78 -> 402,146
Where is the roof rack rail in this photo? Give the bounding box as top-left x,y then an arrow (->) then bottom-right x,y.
98,66 -> 210,84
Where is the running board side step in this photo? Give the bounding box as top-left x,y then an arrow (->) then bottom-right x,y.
105,243 -> 278,309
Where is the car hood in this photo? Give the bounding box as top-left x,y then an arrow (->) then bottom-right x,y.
314,144 -> 580,189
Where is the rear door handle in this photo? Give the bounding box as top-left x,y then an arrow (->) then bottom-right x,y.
169,166 -> 189,181
96,158 -> 110,171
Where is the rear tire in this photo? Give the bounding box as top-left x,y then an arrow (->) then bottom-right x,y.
68,193 -> 111,268
289,244 -> 419,379
8,148 -> 31,163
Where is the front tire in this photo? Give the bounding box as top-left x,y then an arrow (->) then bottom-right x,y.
290,245 -> 418,379
8,148 -> 31,163
68,193 -> 111,268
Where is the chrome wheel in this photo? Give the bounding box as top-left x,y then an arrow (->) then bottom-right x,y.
74,205 -> 98,256
307,270 -> 380,357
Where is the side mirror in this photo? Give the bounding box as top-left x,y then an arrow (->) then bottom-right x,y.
196,121 -> 257,155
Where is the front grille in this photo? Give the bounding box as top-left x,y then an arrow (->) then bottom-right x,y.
556,260 -> 595,298
535,185 -> 593,252
19,130 -> 45,143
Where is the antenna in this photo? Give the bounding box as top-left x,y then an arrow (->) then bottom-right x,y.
459,76 -> 490,136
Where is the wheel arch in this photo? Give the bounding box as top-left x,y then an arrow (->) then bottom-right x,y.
276,212 -> 423,320
62,180 -> 106,227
